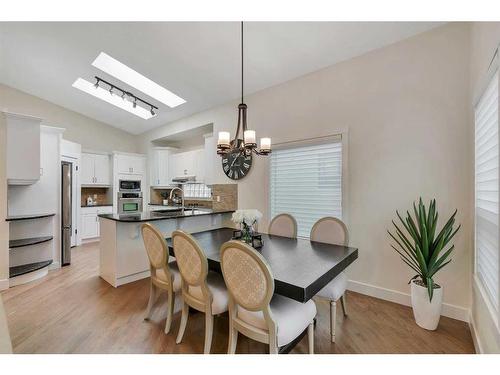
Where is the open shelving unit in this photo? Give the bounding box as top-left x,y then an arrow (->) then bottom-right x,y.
9,236 -> 53,249
6,213 -> 55,287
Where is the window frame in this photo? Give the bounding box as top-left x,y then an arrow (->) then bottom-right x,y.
474,67 -> 500,331
268,130 -> 349,238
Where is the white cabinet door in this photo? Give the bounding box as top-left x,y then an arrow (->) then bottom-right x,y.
131,157 -> 145,175
81,214 -> 98,239
6,113 -> 41,185
116,154 -> 145,175
150,150 -> 160,186
93,154 -> 110,185
81,153 -> 95,185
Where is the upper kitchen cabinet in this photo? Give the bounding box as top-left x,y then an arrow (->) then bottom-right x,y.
115,152 -> 146,175
150,147 -> 176,188
81,152 -> 111,186
170,149 -> 204,182
4,112 -> 42,185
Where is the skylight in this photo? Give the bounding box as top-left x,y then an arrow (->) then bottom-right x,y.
92,52 -> 186,108
72,78 -> 156,120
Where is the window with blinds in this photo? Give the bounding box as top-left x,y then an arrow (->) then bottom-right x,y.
475,70 -> 500,314
270,139 -> 343,238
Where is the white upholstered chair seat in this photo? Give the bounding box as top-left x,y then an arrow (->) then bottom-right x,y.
237,295 -> 317,347
188,271 -> 229,315
156,262 -> 182,292
316,272 -> 347,301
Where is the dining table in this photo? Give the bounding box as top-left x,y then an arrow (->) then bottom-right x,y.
165,227 -> 359,353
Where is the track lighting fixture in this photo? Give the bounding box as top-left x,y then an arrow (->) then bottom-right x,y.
74,75 -> 158,119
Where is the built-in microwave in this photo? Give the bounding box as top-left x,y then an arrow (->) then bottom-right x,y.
117,192 -> 143,214
119,179 -> 141,192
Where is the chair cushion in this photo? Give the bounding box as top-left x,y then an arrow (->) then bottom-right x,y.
156,262 -> 182,292
316,272 -> 347,301
188,271 -> 229,315
237,295 -> 317,347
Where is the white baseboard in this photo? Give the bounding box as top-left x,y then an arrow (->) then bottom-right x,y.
0,278 -> 8,291
348,280 -> 470,322
468,312 -> 483,354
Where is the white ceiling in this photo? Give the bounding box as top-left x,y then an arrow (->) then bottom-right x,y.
0,22 -> 443,135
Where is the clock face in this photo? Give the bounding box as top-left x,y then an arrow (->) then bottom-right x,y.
222,150 -> 252,180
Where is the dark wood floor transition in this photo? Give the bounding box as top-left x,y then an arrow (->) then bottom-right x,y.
1,242 -> 475,354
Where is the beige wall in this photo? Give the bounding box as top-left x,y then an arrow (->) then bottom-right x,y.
0,84 -> 137,153
140,23 -> 473,317
469,22 -> 500,354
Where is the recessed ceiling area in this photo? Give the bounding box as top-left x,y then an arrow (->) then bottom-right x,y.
0,22 -> 443,135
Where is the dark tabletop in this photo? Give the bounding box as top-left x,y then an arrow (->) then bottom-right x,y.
166,227 -> 358,303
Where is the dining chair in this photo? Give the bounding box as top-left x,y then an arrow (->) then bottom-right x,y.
268,213 -> 297,238
141,223 -> 181,334
310,217 -> 349,343
172,230 -> 229,354
220,240 -> 316,354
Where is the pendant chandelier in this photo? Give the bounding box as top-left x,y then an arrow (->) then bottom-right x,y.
217,22 -> 272,157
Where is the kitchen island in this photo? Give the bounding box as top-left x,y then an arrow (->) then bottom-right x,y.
98,208 -> 234,287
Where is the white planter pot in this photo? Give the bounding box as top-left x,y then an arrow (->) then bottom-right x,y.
410,280 -> 443,330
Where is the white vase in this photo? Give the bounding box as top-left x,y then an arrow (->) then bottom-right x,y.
410,280 -> 443,330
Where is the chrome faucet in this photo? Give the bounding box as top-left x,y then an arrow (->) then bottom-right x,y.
169,187 -> 184,209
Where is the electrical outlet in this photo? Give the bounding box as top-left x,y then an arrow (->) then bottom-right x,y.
217,195 -> 221,202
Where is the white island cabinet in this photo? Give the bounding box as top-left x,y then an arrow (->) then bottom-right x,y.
98,210 -> 233,287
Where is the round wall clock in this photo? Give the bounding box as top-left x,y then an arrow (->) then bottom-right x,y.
222,150 -> 252,180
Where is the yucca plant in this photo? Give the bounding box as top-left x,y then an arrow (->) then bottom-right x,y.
388,198 -> 460,301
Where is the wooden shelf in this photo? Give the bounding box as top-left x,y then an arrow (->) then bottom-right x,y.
9,236 -> 53,249
6,213 -> 55,222
9,260 -> 53,278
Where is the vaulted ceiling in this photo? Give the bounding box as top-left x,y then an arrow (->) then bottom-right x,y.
0,22 -> 442,134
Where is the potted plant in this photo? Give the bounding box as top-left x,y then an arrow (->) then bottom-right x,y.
388,198 -> 460,330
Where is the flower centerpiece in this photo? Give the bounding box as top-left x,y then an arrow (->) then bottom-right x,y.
232,209 -> 263,244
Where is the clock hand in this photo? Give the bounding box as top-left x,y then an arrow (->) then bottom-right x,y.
230,152 -> 241,168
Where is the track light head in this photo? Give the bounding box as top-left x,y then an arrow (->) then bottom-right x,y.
109,87 -> 113,95
94,79 -> 99,89
133,98 -> 137,108
121,92 -> 126,100
150,106 -> 155,116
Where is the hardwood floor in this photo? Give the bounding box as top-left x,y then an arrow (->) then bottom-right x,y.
1,242 -> 475,354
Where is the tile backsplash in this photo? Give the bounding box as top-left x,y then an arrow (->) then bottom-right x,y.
81,187 -> 112,206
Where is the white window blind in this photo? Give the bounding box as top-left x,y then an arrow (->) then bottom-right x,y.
270,140 -> 342,238
475,70 -> 500,313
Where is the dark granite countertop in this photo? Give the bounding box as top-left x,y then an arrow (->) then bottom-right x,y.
81,204 -> 113,208
98,208 -> 234,222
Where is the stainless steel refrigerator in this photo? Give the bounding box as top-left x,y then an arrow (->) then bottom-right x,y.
61,161 -> 72,266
